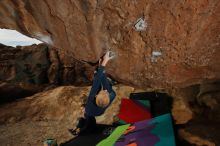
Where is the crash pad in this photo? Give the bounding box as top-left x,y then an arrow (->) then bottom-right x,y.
116,98 -> 151,124
129,92 -> 172,117
96,124 -> 130,146
97,113 -> 175,146
60,124 -> 116,146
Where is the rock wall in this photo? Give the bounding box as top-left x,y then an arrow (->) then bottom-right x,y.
0,43 -> 93,102
0,1 -> 220,145
0,43 -> 50,102
0,0 -> 219,88
166,82 -> 220,146
0,43 -> 93,85
0,43 -> 50,84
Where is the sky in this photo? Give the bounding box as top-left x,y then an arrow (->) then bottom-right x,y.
0,28 -> 42,47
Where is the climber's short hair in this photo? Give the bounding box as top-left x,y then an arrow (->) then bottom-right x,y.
95,90 -> 110,108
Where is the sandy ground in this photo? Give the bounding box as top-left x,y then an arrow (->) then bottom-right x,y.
0,120 -> 74,146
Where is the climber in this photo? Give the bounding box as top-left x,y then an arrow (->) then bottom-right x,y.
69,51 -> 116,136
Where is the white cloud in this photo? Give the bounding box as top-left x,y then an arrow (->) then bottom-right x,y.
0,28 -> 42,47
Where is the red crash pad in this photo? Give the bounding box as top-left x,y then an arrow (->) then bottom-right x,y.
117,98 -> 151,124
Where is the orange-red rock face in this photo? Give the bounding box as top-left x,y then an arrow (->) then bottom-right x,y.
0,0 -> 219,88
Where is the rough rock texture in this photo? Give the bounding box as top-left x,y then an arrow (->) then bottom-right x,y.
0,43 -> 93,86
0,0 -> 220,88
0,43 -> 50,102
184,83 -> 220,146
0,43 -> 50,84
178,129 -> 215,146
0,85 -> 136,124
0,43 -> 93,102
0,1 -> 220,146
0,85 -> 135,146
170,88 -> 194,124
170,82 -> 220,146
169,85 -> 202,124
0,82 -> 45,103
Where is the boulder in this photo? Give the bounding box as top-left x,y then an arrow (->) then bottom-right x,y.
0,43 -> 93,102
0,0 -> 219,88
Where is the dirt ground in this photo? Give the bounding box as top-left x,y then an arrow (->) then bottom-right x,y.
0,120 -> 73,146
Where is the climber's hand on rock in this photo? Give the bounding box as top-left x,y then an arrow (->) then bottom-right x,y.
101,51 -> 115,66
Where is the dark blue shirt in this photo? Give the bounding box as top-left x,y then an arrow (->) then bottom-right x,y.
85,66 -> 116,117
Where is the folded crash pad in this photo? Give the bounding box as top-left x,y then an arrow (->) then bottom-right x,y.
97,113 -> 175,146
116,98 -> 151,124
